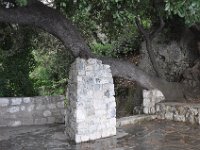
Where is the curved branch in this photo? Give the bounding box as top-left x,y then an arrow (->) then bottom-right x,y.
135,17 -> 160,77
135,17 -> 149,39
150,16 -> 165,38
0,1 -> 93,58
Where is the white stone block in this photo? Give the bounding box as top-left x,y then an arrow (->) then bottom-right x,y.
76,109 -> 86,122
57,101 -> 64,108
104,65 -> 110,69
23,97 -> 31,104
101,131 -> 110,138
109,118 -> 116,127
8,106 -> 20,113
143,98 -> 150,107
89,133 -> 97,140
0,98 -> 9,107
48,104 -> 57,109
75,135 -> 82,143
11,98 -> 22,106
11,121 -> 21,127
43,110 -> 52,117
80,135 -> 90,142
143,107 -> 149,114
36,105 -> 45,110
20,106 -> 25,111
27,105 -> 34,112
165,112 -> 174,120
77,76 -> 83,82
143,90 -> 151,98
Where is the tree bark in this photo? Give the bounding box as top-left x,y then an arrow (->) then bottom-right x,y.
0,1 -> 192,101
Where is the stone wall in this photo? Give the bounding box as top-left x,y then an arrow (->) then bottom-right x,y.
156,102 -> 200,124
143,89 -> 165,114
0,96 -> 65,127
65,58 -> 116,143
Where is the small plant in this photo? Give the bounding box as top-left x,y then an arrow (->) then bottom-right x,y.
90,42 -> 117,57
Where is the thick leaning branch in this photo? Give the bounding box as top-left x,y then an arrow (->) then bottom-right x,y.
101,57 -> 186,101
135,17 -> 160,77
0,1 -> 93,58
0,1 -> 188,100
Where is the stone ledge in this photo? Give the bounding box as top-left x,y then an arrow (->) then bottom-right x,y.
117,115 -> 157,127
156,102 -> 200,124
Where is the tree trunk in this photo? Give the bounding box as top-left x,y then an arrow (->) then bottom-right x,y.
0,1 -> 194,101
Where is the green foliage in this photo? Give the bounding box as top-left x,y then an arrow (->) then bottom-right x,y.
0,24 -> 36,97
16,0 -> 28,6
90,42 -> 116,57
165,0 -> 200,25
30,32 -> 73,96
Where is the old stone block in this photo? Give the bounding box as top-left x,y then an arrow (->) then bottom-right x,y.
150,107 -> 156,114
143,107 -> 149,114
95,78 -> 109,84
23,97 -> 31,104
34,118 -> 47,125
85,65 -> 93,71
165,112 -> 174,120
48,104 -> 57,109
36,105 -> 46,110
10,121 -> 22,127
8,106 -> 20,113
81,135 -> 90,142
75,135 -> 82,143
0,98 -> 9,107
47,117 -> 56,123
20,106 -> 26,111
155,104 -> 161,112
11,98 -> 22,106
143,90 -> 151,99
57,101 -> 64,108
43,110 -> 52,117
190,108 -> 198,115
76,109 -> 86,123
174,115 -> 186,122
143,98 -> 150,107
27,105 -> 35,112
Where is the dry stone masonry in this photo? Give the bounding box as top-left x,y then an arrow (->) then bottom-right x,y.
143,89 -> 200,125
143,89 -> 165,114
65,58 -> 116,143
0,96 -> 65,127
156,102 -> 200,124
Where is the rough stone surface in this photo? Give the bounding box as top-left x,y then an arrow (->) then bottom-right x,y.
156,102 -> 200,125
0,96 -> 65,127
117,115 -> 156,127
143,89 -> 165,114
2,120 -> 200,150
65,58 -> 116,143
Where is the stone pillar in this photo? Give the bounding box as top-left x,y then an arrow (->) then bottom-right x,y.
65,58 -> 116,143
143,89 -> 165,114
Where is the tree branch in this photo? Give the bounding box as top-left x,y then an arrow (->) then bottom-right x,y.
135,17 -> 150,39
150,16 -> 165,38
0,1 -> 93,58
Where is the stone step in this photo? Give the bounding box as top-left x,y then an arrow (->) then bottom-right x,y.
117,115 -> 157,127
156,102 -> 200,124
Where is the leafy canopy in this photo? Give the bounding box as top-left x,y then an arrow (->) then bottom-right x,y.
165,0 -> 200,25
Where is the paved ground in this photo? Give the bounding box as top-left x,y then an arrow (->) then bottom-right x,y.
1,120 -> 200,150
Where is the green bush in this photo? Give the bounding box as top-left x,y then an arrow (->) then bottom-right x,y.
90,42 -> 117,57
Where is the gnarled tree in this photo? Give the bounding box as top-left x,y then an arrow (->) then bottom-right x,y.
0,0 -> 199,101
